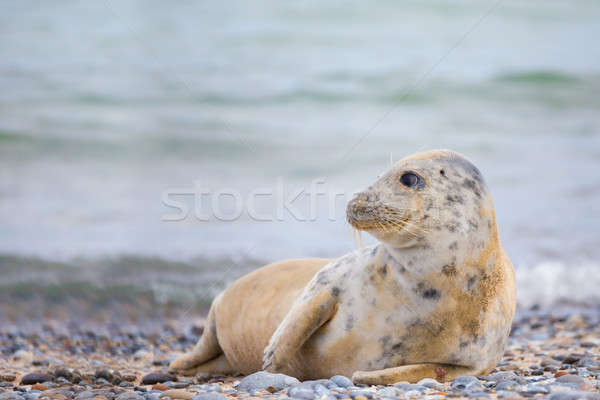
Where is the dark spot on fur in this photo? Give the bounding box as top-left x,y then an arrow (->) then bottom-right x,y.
445,194 -> 464,204
467,276 -> 477,290
331,287 -> 341,297
440,169 -> 446,177
463,178 -> 482,198
449,241 -> 458,250
345,314 -> 354,330
371,246 -> 378,256
442,263 -> 457,276
445,221 -> 460,232
423,288 -> 440,300
459,340 -> 470,348
378,264 -> 388,277
468,219 -> 479,231
415,282 -> 440,300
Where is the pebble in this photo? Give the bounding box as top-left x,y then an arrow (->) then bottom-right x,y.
497,391 -> 520,398
468,392 -> 490,398
522,383 -> 550,395
20,373 -> 54,385
556,374 -> 585,385
116,393 -> 145,400
451,376 -> 483,393
159,389 -> 192,399
495,380 -> 521,391
417,377 -> 445,390
0,393 -> 24,400
141,373 -> 177,385
288,385 -> 316,399
191,394 -> 225,400
377,387 -> 400,397
236,371 -> 299,392
0,375 -> 16,382
330,375 -> 353,388
348,390 -> 373,399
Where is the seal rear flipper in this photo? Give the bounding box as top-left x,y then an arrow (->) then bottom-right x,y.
262,287 -> 338,374
352,363 -> 477,384
169,294 -> 223,374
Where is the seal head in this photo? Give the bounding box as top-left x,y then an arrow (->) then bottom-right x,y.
347,149 -> 492,252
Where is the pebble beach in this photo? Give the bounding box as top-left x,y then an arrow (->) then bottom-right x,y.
2,305 -> 599,400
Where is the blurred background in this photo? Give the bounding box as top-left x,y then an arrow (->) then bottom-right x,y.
1,0 -> 599,322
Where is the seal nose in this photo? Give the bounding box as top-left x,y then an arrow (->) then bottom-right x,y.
347,191 -> 379,217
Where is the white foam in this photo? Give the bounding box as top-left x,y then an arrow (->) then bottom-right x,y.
515,261 -> 600,307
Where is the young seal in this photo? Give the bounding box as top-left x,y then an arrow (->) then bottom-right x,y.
169,149 -> 516,384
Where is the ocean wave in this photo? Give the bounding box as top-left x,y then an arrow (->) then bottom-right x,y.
2,254 -> 598,321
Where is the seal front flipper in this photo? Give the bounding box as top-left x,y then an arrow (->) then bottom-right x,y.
352,363 -> 477,385
262,283 -> 339,374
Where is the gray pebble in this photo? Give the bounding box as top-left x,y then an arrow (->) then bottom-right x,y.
0,393 -> 24,400
497,390 -> 519,398
348,390 -> 373,399
486,371 -> 519,383
451,376 -> 483,393
495,380 -> 521,391
20,373 -> 53,385
22,394 -> 40,400
288,385 -> 316,399
141,373 -> 176,385
236,371 -> 299,392
191,394 -> 226,400
522,383 -> 550,395
116,393 -> 145,400
417,377 -> 444,390
394,383 -> 426,392
556,374 -> 585,385
548,391 -> 600,400
330,376 -> 352,388
468,392 -> 490,398
314,384 -> 331,396
377,387 -> 399,397
75,391 -> 95,400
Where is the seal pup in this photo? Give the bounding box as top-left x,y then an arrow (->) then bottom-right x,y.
169,149 -> 516,384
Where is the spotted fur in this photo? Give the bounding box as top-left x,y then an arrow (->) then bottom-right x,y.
169,149 -> 516,385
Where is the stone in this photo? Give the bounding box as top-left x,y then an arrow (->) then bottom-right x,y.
116,393 -> 145,400
159,389 -> 193,399
288,385 -> 315,399
191,394 -> 226,400
0,393 -> 24,400
468,392 -> 490,398
1,374 -> 17,382
556,374 -> 585,385
21,373 -> 54,385
377,387 -> 400,397
417,377 -> 444,390
236,371 -> 299,392
330,375 -> 353,388
495,380 -> 521,391
497,390 -> 520,398
522,384 -> 550,395
142,373 -> 177,385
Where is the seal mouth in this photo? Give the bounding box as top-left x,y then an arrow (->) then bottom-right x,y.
346,195 -> 410,232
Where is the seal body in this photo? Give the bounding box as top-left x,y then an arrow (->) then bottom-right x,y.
169,149 -> 516,384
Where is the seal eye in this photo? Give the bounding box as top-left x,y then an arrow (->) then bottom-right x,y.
400,172 -> 420,188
